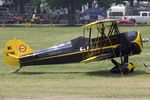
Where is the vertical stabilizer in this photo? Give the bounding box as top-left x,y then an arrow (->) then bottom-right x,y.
3,38 -> 33,68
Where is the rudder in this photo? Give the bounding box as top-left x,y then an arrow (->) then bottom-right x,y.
3,38 -> 33,68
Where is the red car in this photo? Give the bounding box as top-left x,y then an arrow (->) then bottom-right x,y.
13,15 -> 23,24
119,19 -> 134,24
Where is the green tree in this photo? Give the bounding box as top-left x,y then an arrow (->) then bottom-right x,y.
46,0 -> 87,25
28,0 -> 116,25
87,0 -> 93,8
11,0 -> 29,14
29,0 -> 41,13
96,0 -> 113,9
45,0 -> 115,25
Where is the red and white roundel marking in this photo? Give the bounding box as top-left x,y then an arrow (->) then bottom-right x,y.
19,45 -> 26,52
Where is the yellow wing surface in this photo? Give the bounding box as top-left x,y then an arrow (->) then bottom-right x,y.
82,19 -> 118,29
3,38 -> 33,68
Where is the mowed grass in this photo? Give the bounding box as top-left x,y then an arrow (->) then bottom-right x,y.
0,25 -> 150,100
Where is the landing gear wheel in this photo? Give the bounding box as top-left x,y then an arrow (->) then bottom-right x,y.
110,63 -> 134,74
110,59 -> 135,74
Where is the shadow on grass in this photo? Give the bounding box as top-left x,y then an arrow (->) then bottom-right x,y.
87,70 -> 150,77
17,71 -> 84,75
16,70 -> 150,77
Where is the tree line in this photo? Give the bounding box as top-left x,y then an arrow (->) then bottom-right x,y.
3,0 -> 150,25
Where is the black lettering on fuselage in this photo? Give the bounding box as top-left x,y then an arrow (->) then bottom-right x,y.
7,46 -> 12,50
6,52 -> 15,56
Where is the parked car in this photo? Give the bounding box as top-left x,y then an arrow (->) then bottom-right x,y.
118,19 -> 134,24
13,15 -> 23,24
124,11 -> 150,24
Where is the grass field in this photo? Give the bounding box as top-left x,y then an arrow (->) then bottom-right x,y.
0,25 -> 150,100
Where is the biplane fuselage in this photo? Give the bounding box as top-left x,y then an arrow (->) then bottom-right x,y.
19,31 -> 142,66
3,19 -> 143,73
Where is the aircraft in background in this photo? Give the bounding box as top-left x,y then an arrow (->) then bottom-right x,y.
3,19 -> 143,74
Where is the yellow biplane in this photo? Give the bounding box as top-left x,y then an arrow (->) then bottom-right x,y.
3,19 -> 143,74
